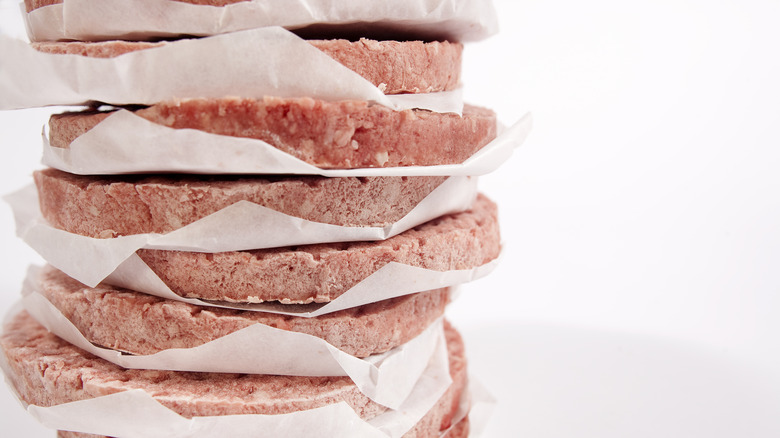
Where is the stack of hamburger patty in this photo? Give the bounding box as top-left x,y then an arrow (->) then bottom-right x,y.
0,1 -> 523,436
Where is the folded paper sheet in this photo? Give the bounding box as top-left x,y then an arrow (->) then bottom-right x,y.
461,377 -> 498,438
8,176 -> 478,287
1,318 -> 453,438
0,27 -> 463,112
43,110 -> 532,176
444,376 -> 496,438
24,0 -> 498,43
107,254 -> 497,316
21,273 -> 445,409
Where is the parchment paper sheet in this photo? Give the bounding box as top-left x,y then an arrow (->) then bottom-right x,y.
23,0 -> 498,43
0,26 -> 463,113
20,271 -> 444,408
459,377 -> 497,438
0,317 -> 453,438
0,302 -> 496,438
7,175 -> 478,286
106,254 -> 498,316
43,110 -> 532,176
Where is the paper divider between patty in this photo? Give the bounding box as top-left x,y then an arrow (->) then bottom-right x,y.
42,109 -> 532,177
6,176 -> 478,287
24,0 -> 498,43
19,271 -> 447,408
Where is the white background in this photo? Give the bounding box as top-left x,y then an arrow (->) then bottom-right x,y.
1,0 -> 779,436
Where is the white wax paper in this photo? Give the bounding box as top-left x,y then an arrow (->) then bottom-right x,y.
0,303 -> 26,408
463,377 -> 498,438
42,110 -> 532,176
0,26 -> 463,113
20,271 -> 445,409
7,176 -> 478,286
23,0 -> 498,43
14,326 -> 452,438
106,254 -> 497,316
448,376 -> 497,438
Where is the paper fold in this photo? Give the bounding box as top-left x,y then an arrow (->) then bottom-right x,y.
0,26 -> 463,112
24,0 -> 498,43
8,178 -> 500,315
21,270 -> 445,409
43,110 -> 532,176
106,254 -> 498,316
14,325 -> 452,438
461,377 -> 498,438
7,176 -> 478,287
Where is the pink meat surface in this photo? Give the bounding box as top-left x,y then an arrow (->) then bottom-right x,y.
47,98 -> 496,169
1,312 -> 467,436
35,169 -> 449,238
32,38 -> 462,94
38,265 -> 450,357
136,193 -> 500,304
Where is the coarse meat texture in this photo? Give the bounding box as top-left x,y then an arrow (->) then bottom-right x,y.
37,265 -> 450,358
35,169 -> 450,238
1,312 -> 468,437
134,193 -> 500,304
47,98 -> 496,169
32,38 -> 463,94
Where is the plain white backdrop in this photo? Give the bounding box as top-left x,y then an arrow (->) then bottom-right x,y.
1,0 -> 779,436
